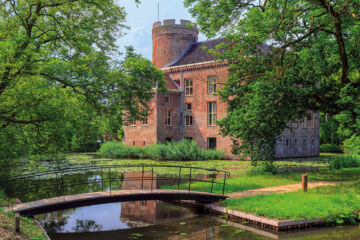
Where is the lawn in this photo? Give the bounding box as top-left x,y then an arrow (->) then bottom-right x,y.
163,173 -> 298,194
221,181 -> 360,223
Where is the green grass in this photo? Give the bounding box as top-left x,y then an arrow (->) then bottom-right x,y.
0,191 -> 46,240
162,174 -> 298,194
160,166 -> 360,194
295,167 -> 360,182
0,210 -> 46,240
221,182 -> 360,224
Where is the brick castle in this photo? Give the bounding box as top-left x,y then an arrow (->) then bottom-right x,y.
123,19 -> 320,159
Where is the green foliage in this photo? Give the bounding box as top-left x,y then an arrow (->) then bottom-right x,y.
343,135 -> 360,155
246,163 -> 278,176
330,155 -> 360,170
221,182 -> 360,223
98,141 -> 144,159
0,1 -> 164,169
185,0 -> 360,162
218,80 -> 302,163
320,144 -> 343,153
320,113 -> 341,145
98,140 -> 225,161
0,190 -> 5,199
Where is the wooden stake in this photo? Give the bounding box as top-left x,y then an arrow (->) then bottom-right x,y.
302,173 -> 308,192
15,213 -> 20,233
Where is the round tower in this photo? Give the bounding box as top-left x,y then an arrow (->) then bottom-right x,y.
152,19 -> 199,69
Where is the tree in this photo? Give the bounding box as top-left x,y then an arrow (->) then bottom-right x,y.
320,113 -> 341,145
185,0 -> 360,162
0,0 -> 164,170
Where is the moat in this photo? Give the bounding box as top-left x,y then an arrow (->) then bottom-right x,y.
35,200 -> 360,240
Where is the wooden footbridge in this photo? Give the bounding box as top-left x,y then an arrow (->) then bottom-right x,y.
0,164 -> 230,216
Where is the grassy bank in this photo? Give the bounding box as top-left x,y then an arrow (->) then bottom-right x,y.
0,191 -> 46,240
222,181 -> 360,224
0,209 -> 46,240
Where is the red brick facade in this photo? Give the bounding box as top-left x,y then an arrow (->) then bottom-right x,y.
123,19 -> 320,159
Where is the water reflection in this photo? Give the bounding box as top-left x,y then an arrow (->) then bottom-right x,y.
37,199 -> 360,240
36,200 -> 196,234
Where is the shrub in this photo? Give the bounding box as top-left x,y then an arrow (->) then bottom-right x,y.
246,162 -> 278,175
330,155 -> 360,169
98,141 -> 143,159
343,135 -> 360,155
98,140 -> 225,161
165,140 -> 203,161
202,149 -> 226,160
320,144 -> 343,153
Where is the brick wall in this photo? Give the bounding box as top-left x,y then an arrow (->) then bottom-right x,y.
156,91 -> 182,144
165,65 -> 235,158
123,92 -> 158,147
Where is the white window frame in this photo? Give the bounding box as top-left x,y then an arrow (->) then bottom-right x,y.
165,109 -> 172,126
185,79 -> 193,96
208,102 -> 217,126
208,76 -> 217,94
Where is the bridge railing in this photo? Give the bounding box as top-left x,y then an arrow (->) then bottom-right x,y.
0,164 -> 230,204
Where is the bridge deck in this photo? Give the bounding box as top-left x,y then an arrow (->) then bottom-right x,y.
5,190 -> 227,216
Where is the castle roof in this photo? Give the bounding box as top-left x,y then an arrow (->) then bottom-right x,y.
162,38 -> 272,70
164,38 -> 226,68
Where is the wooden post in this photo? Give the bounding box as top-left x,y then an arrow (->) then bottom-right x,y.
302,173 -> 308,192
15,213 -> 20,233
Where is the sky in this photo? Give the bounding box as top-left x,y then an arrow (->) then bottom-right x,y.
117,0 -> 206,60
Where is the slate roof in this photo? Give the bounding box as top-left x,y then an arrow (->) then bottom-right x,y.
165,38 -> 226,68
163,38 -> 271,68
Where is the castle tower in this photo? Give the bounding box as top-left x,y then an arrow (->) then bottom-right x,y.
152,19 -> 199,69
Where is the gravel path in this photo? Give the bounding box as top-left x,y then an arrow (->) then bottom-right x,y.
226,181 -> 341,199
